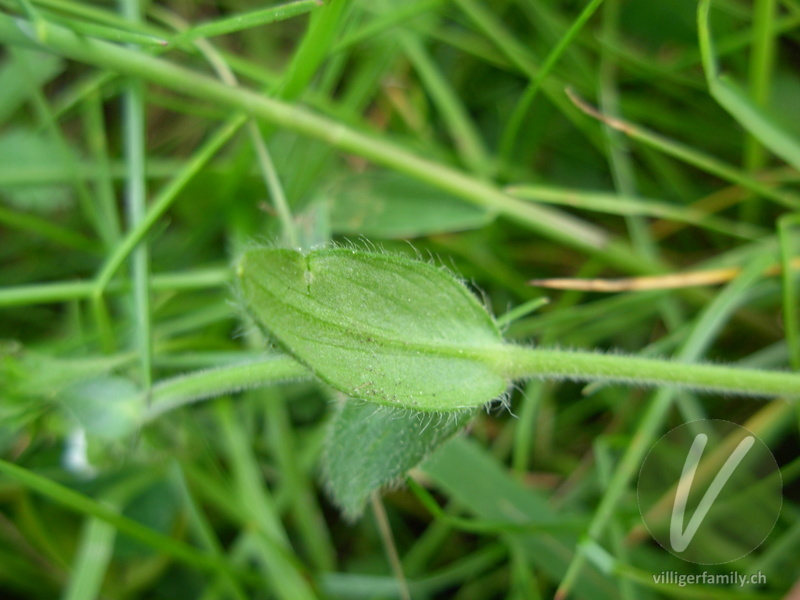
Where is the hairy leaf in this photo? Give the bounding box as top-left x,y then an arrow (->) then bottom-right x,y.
237,248 -> 508,411
323,400 -> 472,519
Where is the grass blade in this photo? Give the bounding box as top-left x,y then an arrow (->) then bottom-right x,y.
175,0 -> 322,43
698,0 -> 800,173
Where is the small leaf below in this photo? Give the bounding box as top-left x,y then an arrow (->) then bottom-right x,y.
323,400 -> 472,520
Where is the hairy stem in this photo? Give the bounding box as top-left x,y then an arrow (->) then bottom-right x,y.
143,356 -> 310,421
494,346 -> 800,399
142,347 -> 799,424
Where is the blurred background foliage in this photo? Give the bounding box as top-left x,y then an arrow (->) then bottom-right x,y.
0,0 -> 799,598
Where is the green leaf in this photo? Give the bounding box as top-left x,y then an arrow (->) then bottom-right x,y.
323,400 -> 472,520
712,75 -> 800,172
237,247 -> 508,411
328,172 -> 493,238
0,127 -> 74,212
698,0 -> 800,172
0,49 -> 63,123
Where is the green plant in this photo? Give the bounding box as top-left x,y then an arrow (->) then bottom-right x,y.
239,246 -> 800,412
1,0 -> 799,599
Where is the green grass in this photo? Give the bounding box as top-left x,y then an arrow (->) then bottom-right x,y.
0,0 -> 799,599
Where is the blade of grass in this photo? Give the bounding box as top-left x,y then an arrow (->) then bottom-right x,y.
11,47 -> 109,243
246,122 -> 298,246
0,13 -> 672,273
424,22 -> 511,71
263,392 -> 336,571
594,437 -> 637,600
119,0 -> 151,391
779,214 -> 800,371
14,0 -> 45,35
567,87 -> 800,210
0,459 -> 259,584
496,297 -> 550,328
168,462 -> 250,600
510,380 -> 547,475
741,0 -> 777,222
318,545 -> 507,598
14,492 -> 71,573
0,267 -> 230,307
160,6 -> 302,250
22,0 -> 168,38
499,0 -> 606,165
45,14 -> 168,45
395,27 -> 493,179
508,538 -> 542,600
698,0 -> 800,173
666,8 -> 800,73
93,117 -> 244,294
174,0 -> 321,44
506,184 -> 766,240
214,400 -> 318,600
453,0 -> 606,159
61,509 -> 118,600
0,203 -> 99,253
334,0 -> 443,52
81,90 -> 122,245
61,474 -> 156,600
277,0 -> 351,100
514,0 -> 595,83
598,0 -> 659,262
0,157 -> 179,185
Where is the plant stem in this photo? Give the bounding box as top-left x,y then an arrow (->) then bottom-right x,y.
494,346 -> 800,399
143,356 -> 310,421
119,0 -> 152,389
173,0 -> 321,44
0,268 -> 231,307
140,345 -> 800,424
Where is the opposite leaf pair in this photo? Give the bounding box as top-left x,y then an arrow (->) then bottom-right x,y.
237,247 -> 505,517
